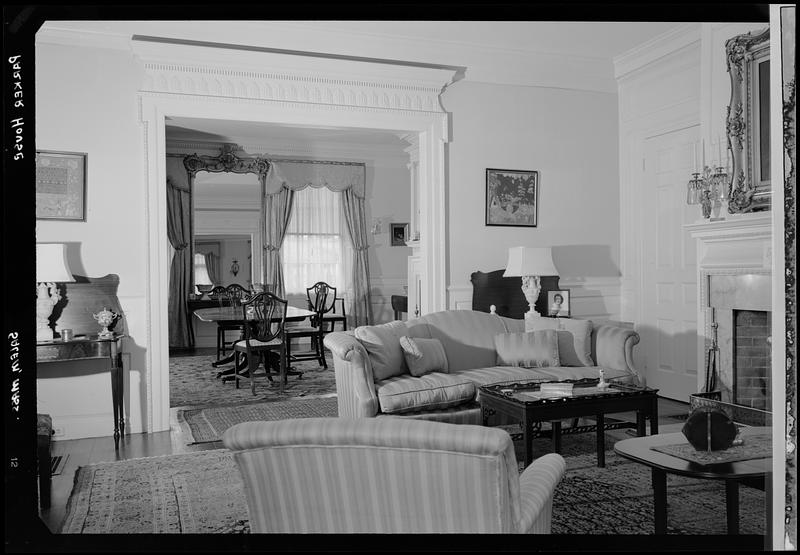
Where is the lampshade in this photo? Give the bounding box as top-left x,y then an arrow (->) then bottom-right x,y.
503,246 -> 559,277
36,243 -> 75,283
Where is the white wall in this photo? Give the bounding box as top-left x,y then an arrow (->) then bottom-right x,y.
35,41 -> 148,440
442,81 -> 622,319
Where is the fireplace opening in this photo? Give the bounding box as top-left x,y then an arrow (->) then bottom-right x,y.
733,309 -> 771,410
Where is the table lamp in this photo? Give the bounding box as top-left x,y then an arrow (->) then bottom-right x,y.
36,243 -> 75,341
503,246 -> 559,318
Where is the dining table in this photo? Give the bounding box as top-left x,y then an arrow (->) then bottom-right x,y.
193,305 -> 316,381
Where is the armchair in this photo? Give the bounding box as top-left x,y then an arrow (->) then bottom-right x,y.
222,417 -> 566,533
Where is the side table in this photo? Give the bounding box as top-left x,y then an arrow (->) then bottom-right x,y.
36,334 -> 127,449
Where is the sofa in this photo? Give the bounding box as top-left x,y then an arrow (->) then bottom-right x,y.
323,309 -> 640,423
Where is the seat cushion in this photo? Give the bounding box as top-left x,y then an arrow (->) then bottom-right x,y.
399,336 -> 449,377
354,321 -> 409,380
494,330 -> 560,368
525,317 -> 594,367
376,373 -> 476,414
233,338 -> 282,349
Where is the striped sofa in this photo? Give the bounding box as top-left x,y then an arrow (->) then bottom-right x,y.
323,310 -> 640,423
222,417 -> 567,533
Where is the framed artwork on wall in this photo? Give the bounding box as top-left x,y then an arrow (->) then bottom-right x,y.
390,223 -> 408,246
485,168 -> 539,227
35,151 -> 87,221
547,289 -> 570,318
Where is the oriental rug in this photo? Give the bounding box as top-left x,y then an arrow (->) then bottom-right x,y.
176,396 -> 339,444
169,353 -> 337,408
60,433 -> 766,535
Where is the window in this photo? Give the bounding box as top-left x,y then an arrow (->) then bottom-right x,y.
282,186 -> 353,297
194,252 -> 213,287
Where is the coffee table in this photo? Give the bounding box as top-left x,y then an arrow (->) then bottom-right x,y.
614,429 -> 771,535
479,378 -> 659,467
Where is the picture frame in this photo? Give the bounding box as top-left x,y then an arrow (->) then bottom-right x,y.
546,289 -> 571,318
35,150 -> 87,221
485,168 -> 539,227
390,223 -> 408,246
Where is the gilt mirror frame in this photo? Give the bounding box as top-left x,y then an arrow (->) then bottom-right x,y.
183,143 -> 270,292
725,27 -> 771,213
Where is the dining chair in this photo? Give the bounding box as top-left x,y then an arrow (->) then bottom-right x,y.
284,281 -> 335,371
322,296 -> 347,333
232,292 -> 288,395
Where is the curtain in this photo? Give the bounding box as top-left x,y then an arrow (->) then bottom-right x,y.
342,187 -> 373,327
166,170 -> 192,348
204,252 -> 220,285
262,186 -> 294,299
282,187 -> 354,308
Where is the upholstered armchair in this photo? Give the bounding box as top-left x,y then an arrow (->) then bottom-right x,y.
222,417 -> 566,533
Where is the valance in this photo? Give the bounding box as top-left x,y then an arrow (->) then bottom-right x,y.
265,161 -> 366,198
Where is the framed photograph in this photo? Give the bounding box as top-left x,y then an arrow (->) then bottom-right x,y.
36,151 -> 87,221
390,223 -> 408,246
485,168 -> 539,227
547,289 -> 571,318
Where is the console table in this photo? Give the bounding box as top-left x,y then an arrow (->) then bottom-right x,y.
37,334 -> 127,450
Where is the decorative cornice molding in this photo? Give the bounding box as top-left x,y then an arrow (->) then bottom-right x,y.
614,23 -> 701,81
132,40 -> 456,114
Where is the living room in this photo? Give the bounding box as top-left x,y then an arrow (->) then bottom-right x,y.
7,6 -> 794,550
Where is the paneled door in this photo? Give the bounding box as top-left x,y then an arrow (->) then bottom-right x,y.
639,126 -> 700,401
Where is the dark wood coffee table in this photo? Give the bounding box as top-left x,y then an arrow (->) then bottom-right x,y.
614,429 -> 771,535
479,378 -> 659,467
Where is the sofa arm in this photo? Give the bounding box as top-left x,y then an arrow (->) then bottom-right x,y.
323,331 -> 380,417
592,324 -> 641,381
517,453 -> 566,534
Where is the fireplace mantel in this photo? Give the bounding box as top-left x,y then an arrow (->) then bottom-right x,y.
685,214 -> 773,269
685,213 -> 773,400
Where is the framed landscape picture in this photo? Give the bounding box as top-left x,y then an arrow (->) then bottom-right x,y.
485,168 -> 539,227
36,151 -> 87,221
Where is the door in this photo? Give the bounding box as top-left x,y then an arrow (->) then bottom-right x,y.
639,126 -> 700,401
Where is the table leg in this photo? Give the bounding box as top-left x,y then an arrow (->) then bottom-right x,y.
595,413 -> 605,467
652,468 -> 667,534
552,420 -> 562,453
650,396 -> 659,435
725,480 -> 739,535
523,418 -> 533,467
636,409 -> 647,436
109,345 -> 124,450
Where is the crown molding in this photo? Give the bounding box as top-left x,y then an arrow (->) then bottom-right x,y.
35,26 -> 133,51
614,23 -> 702,81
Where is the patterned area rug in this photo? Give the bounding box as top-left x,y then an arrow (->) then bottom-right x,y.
170,354 -> 337,408
60,433 -> 766,535
177,396 -> 339,444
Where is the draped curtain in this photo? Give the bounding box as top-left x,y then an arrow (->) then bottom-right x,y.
261,183 -> 294,299
166,157 -> 192,348
204,252 -> 220,285
265,162 -> 372,326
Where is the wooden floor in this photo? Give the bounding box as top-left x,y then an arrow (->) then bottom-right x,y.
37,389 -> 690,533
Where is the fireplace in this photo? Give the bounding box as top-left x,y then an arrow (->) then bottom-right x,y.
686,215 -> 773,404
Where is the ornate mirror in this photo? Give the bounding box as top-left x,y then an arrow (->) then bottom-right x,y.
725,27 -> 770,213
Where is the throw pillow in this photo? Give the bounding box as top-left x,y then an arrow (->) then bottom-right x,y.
494,330 -> 560,368
399,336 -> 449,377
354,321 -> 409,380
525,317 -> 594,367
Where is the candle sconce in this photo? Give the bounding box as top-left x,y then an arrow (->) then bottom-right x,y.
687,165 -> 729,220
